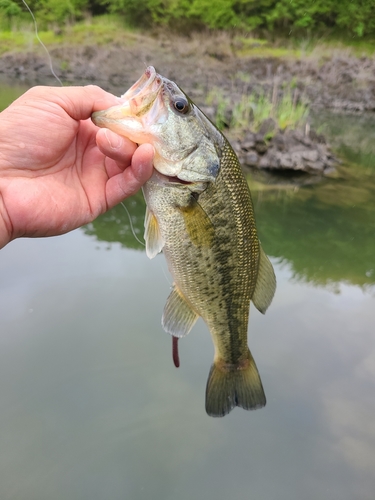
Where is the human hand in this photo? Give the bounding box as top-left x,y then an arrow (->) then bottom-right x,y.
0,85 -> 154,249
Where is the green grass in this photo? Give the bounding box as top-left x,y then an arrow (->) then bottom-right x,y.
275,89 -> 309,130
206,85 -> 309,133
234,36 -> 300,59
0,14 -> 375,61
0,29 -> 41,55
1,16 -> 375,58
233,33 -> 375,59
0,15 -> 139,55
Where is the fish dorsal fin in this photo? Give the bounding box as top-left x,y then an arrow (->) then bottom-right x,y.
162,285 -> 199,338
144,206 -> 164,259
252,245 -> 276,314
178,196 -> 215,248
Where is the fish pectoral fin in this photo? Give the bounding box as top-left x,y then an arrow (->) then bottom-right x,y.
252,245 -> 276,314
162,285 -> 199,338
178,197 -> 215,248
144,206 -> 165,259
205,350 -> 266,418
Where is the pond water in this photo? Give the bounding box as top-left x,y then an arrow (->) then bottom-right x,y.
0,82 -> 374,500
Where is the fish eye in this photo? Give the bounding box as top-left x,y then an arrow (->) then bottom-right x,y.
173,98 -> 190,114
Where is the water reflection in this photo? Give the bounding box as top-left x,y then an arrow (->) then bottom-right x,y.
84,193 -> 146,251
85,172 -> 375,290
253,179 -> 375,289
0,82 -> 29,110
311,111 -> 375,172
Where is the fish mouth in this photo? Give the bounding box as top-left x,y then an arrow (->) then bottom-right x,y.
152,170 -> 192,185
120,66 -> 163,117
166,176 -> 193,185
92,66 -> 164,125
151,171 -> 207,193
150,170 -> 188,185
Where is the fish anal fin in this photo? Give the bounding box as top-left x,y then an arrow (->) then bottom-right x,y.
252,245 -> 276,314
179,197 -> 214,248
162,285 -> 199,338
205,350 -> 266,417
144,206 -> 164,259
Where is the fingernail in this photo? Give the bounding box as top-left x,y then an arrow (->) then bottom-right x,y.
104,129 -> 123,150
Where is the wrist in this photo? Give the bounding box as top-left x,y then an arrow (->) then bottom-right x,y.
0,192 -> 11,249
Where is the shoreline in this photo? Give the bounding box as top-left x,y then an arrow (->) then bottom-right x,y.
0,33 -> 374,113
1,35 -> 373,178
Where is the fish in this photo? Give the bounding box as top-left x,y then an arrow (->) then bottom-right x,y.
92,66 -> 276,417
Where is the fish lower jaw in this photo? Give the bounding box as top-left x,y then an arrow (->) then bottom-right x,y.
150,171 -> 208,194
166,175 -> 193,185
152,169 -> 191,185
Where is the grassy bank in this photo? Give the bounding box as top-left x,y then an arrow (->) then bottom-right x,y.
1,15 -> 375,58
0,16 -> 139,56
206,85 -> 309,133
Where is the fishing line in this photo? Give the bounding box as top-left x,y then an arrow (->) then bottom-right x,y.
160,264 -> 172,286
120,202 -> 145,247
21,0 -> 63,87
120,203 -> 173,286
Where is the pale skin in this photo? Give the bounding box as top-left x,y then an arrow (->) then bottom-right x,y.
0,85 -> 154,249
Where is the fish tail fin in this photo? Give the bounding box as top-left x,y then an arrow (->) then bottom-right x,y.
205,351 -> 266,417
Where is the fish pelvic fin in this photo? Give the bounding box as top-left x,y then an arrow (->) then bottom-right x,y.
144,206 -> 165,259
252,245 -> 276,314
162,285 -> 199,338
205,351 -> 266,417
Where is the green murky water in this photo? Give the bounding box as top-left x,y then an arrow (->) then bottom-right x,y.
0,83 -> 374,500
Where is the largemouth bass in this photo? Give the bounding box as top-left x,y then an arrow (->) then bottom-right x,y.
92,67 -> 276,417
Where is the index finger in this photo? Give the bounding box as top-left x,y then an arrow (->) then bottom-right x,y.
16,85 -> 123,121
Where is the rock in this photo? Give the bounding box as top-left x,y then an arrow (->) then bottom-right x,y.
292,130 -> 313,147
278,153 -> 294,169
258,155 -> 270,169
233,119 -> 338,177
290,151 -> 305,170
244,151 -> 259,166
305,161 -> 325,174
302,150 -> 319,162
254,134 -> 268,154
243,131 -> 256,143
231,140 -> 243,154
241,138 -> 256,151
258,151 -> 279,169
273,132 -> 286,151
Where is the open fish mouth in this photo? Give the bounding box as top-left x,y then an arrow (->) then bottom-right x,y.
92,66 -> 164,124
122,66 -> 161,102
166,176 -> 193,185
120,66 -> 163,117
150,171 -> 207,194
151,170 -> 193,185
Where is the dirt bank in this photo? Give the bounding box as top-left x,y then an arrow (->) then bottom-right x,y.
1,33 -> 373,178
1,33 -> 374,112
